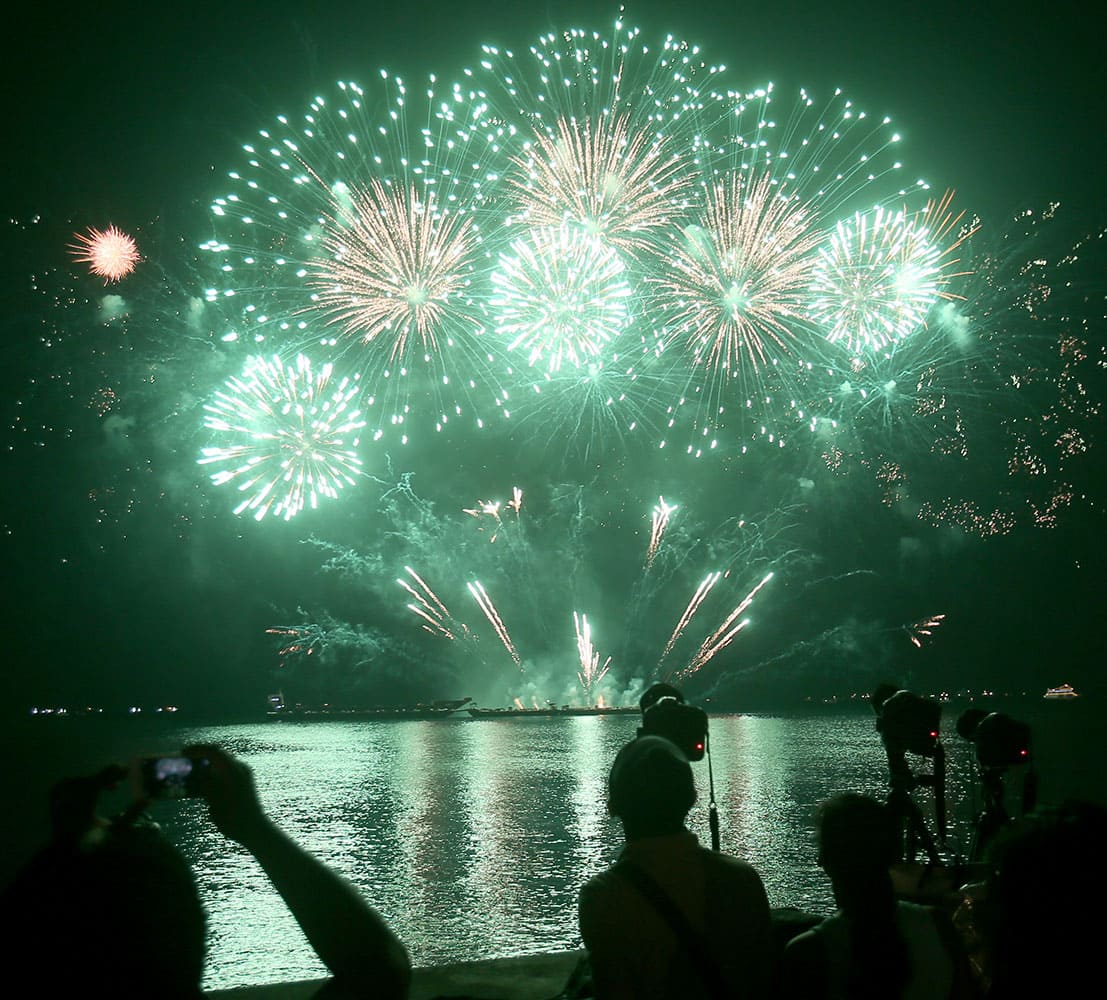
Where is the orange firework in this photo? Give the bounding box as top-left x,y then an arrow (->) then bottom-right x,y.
69,225 -> 140,283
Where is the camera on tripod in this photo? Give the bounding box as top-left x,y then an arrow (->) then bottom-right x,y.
640,696 -> 709,762
956,709 -> 1031,770
636,683 -> 717,848
871,684 -> 946,863
874,686 -> 941,758
956,708 -> 1035,861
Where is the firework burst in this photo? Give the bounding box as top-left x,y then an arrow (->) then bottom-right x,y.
201,75 -> 507,442
491,224 -> 632,372
69,225 -> 141,283
198,354 -> 365,521
507,112 -> 692,258
505,346 -> 677,462
647,171 -> 823,444
308,179 -> 485,364
809,198 -> 968,354
693,83 -> 922,218
652,173 -> 822,367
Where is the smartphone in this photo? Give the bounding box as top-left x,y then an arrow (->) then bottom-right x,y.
137,756 -> 210,799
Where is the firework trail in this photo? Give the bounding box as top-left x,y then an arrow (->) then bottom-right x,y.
672,571 -> 774,680
265,623 -> 327,668
463,498 -> 502,522
398,566 -> 468,640
464,486 -> 523,541
657,571 -> 723,668
467,580 -> 522,668
69,225 -> 141,283
198,354 -> 365,521
907,613 -> 946,649
575,612 -> 612,701
646,496 -> 679,570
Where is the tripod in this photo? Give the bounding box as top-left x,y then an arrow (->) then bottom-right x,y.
968,762 -> 1037,863
884,741 -> 946,865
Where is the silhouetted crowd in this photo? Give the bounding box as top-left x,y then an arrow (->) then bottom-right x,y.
3,690 -> 1103,999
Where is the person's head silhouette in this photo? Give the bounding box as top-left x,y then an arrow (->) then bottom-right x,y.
608,735 -> 696,840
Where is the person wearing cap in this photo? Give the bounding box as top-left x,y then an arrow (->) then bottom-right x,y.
578,735 -> 772,999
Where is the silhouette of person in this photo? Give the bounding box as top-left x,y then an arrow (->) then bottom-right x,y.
779,793 -> 971,1000
1,745 -> 410,999
983,799 -> 1107,998
579,735 -> 771,999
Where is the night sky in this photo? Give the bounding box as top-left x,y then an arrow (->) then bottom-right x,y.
2,1 -> 1103,716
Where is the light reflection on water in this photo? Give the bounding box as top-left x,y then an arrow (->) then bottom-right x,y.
143,712 -> 980,991
21,706 -> 1083,991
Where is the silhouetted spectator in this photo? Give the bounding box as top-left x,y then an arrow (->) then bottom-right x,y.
984,799 -> 1107,998
579,735 -> 772,999
779,793 -> 971,1000
1,745 -> 410,999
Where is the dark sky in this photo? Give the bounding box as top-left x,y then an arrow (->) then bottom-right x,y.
1,1 -> 1103,715
6,1 -> 1103,222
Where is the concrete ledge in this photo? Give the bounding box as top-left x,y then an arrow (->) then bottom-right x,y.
208,949 -> 583,999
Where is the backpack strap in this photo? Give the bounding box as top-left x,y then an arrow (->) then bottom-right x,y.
614,860 -> 731,999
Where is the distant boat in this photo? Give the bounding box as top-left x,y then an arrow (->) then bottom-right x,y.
1043,683 -> 1080,699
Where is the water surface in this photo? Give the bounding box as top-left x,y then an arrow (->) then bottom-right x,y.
8,704 -> 1093,991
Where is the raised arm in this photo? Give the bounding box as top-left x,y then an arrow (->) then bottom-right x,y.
187,745 -> 410,998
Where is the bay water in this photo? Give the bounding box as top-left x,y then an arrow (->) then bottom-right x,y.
7,703 -> 1096,991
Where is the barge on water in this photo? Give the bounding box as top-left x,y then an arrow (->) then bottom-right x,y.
466,705 -> 639,718
266,694 -> 472,720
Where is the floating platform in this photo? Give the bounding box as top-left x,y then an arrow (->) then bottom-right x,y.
267,697 -> 472,720
467,705 -> 639,718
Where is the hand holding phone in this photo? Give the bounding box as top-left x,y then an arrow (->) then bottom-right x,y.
182,745 -> 267,844
134,755 -> 211,800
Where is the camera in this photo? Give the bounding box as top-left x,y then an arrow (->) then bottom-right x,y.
957,710 -> 1031,769
135,756 -> 210,800
639,695 -> 708,762
874,688 -> 941,757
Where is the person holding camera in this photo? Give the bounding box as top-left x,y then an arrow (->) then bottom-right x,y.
578,734 -> 772,999
1,744 -> 410,999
